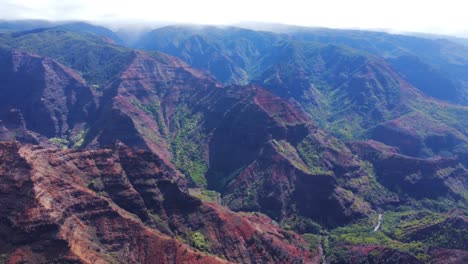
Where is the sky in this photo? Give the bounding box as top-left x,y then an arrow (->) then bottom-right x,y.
1,0 -> 468,37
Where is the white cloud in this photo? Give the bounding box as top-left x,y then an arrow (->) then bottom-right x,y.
1,0 -> 467,36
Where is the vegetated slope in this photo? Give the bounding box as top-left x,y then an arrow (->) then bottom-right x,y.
55,22 -> 124,44
255,41 -> 468,156
0,21 -> 123,43
83,50 -> 222,164
350,140 -> 467,202
0,27 -> 134,85
0,44 -> 323,263
3,25 -> 466,153
81,50 -> 383,227
134,25 -> 280,84
285,27 -> 468,106
135,25 -> 468,106
0,141 -> 319,264
325,210 -> 467,264
0,25 -> 466,263
85,49 -> 465,230
134,26 -> 468,157
0,30 -> 464,229
0,38 -> 380,229
252,41 -> 408,139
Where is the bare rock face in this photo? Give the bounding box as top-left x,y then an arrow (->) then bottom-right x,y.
78,51 -> 375,227
200,86 -> 374,227
85,50 -> 221,163
430,248 -> 468,264
0,109 -> 50,145
0,26 -> 467,264
0,142 -> 318,264
0,48 -> 96,139
0,46 -> 374,229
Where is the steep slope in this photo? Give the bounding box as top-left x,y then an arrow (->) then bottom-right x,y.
200,86 -> 379,226
83,50 -> 221,164
134,26 -> 280,84
256,41 -> 468,155
366,110 -> 468,158
0,142 -> 318,264
286,27 -> 468,105
0,47 -> 96,141
4,26 -> 466,157
80,50 -> 381,227
134,26 -> 468,154
0,24 -> 466,263
5,43 -> 456,230
135,25 -> 468,106
350,140 -> 467,202
0,27 -> 134,85
253,42 -> 409,138
387,55 -> 462,104
0,33 -> 373,229
0,21 -> 122,44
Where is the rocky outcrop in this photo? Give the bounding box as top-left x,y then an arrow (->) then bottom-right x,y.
78,50 -> 375,227
0,142 -> 318,264
0,109 -> 51,145
85,50 -> 221,164
0,48 -> 96,140
430,248 -> 468,264
0,25 -> 467,263
200,86 -> 374,227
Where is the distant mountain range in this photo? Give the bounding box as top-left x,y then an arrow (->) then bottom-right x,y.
0,21 -> 466,264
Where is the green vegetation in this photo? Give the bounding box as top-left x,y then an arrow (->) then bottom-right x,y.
131,99 -> 168,138
49,129 -> 89,149
281,215 -> 322,234
327,210 -> 466,262
170,105 -> 208,187
273,139 -> 312,173
326,245 -> 351,264
408,97 -> 468,138
406,196 -> 468,213
189,188 -> 221,203
48,129 -> 90,150
87,178 -> 110,198
341,160 -> 398,205
0,253 -> 9,264
49,137 -> 69,149
296,136 -> 333,175
87,178 -> 104,192
302,233 -> 321,252
0,28 -> 134,84
223,177 -> 263,212
71,129 -> 87,148
189,231 -> 210,252
272,139 -> 284,152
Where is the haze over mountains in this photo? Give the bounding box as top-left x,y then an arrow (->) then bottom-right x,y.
0,20 -> 466,264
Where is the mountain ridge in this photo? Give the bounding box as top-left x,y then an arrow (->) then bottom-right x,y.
0,22 -> 466,263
